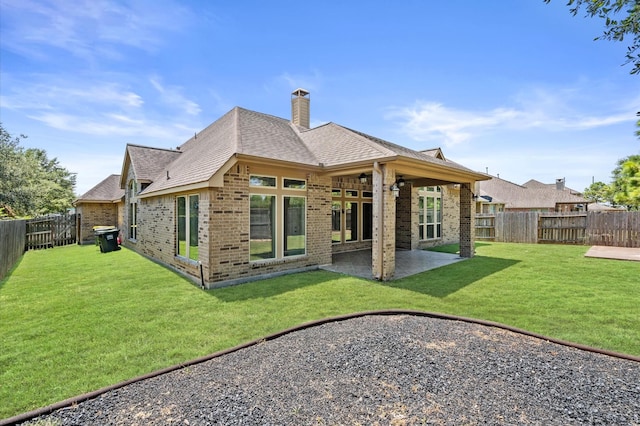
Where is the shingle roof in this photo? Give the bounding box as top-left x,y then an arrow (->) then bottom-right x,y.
75,174 -> 124,203
137,106 -> 486,196
127,145 -> 181,182
300,123 -> 479,175
478,176 -> 588,209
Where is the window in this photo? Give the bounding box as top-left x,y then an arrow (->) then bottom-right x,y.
331,201 -> 341,243
129,202 -> 137,240
250,195 -> 276,260
283,178 -> 306,189
250,193 -> 306,261
177,195 -> 199,261
284,196 -> 305,256
418,187 -> 442,240
332,188 -> 369,243
345,201 -> 358,242
128,180 -> 137,240
250,175 -> 276,187
362,202 -> 373,240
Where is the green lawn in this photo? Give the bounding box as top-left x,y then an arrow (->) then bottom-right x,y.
1,242 -> 638,419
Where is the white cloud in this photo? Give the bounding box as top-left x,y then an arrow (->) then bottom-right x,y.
386,102 -> 524,146
386,85 -> 637,146
0,0 -> 191,61
150,77 -> 201,116
2,72 -> 200,141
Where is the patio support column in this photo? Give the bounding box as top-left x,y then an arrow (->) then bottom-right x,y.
372,163 -> 396,280
459,182 -> 475,258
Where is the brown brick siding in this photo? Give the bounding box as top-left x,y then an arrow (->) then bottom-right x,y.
76,203 -> 122,244
124,163 -> 333,287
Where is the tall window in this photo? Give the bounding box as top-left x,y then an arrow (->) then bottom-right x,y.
284,196 -> 305,256
249,175 -> 306,261
128,180 -> 137,240
177,195 -> 199,261
362,202 -> 373,240
332,188 -> 371,243
250,194 -> 276,260
331,200 -> 341,243
129,203 -> 137,240
418,186 -> 442,240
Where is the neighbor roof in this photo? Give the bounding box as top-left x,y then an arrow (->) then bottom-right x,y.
478,176 -> 588,209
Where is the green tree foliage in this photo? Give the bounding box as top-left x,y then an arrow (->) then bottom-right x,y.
0,124 -> 76,218
583,181 -> 613,204
610,154 -> 640,210
546,0 -> 640,74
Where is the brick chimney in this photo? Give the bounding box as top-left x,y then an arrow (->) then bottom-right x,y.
291,88 -> 310,128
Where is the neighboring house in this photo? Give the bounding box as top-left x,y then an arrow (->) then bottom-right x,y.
476,176 -> 589,213
74,174 -> 125,244
78,89 -> 488,287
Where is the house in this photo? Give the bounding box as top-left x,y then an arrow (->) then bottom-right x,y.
76,89 -> 488,287
475,176 -> 589,213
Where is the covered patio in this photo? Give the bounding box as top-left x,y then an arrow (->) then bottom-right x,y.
321,249 -> 465,280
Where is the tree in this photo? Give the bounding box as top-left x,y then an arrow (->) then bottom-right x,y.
583,181 -> 613,204
545,0 -> 640,75
610,154 -> 640,210
0,124 -> 76,217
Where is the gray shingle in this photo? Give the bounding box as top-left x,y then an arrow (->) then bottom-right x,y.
76,174 -> 124,202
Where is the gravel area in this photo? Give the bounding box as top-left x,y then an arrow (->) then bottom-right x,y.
21,315 -> 640,425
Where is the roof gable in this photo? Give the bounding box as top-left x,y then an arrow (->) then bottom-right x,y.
75,174 -> 124,203
120,144 -> 181,189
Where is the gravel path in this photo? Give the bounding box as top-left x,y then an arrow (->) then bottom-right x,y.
21,315 -> 640,425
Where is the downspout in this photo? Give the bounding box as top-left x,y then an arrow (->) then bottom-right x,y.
199,261 -> 206,290
373,161 -> 384,280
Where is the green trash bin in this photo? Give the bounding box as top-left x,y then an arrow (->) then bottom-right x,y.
95,228 -> 120,253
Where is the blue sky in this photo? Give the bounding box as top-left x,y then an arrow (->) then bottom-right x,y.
1,0 -> 638,196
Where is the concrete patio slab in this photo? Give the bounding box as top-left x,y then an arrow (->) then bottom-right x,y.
321,249 -> 465,280
584,245 -> 640,262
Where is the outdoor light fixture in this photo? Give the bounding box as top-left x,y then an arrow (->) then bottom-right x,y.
390,182 -> 400,198
397,176 -> 406,187
359,173 -> 368,184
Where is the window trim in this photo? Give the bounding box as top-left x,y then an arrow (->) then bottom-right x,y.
176,194 -> 199,262
282,177 -> 307,190
249,175 -> 277,188
418,186 -> 442,241
249,192 -> 307,262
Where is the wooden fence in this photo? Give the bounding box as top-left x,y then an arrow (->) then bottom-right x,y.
26,214 -> 77,250
476,211 -> 640,247
0,219 -> 26,281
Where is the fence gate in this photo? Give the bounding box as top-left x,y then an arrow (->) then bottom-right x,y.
26,214 -> 77,250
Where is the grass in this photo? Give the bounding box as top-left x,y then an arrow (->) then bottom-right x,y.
1,242 -> 639,419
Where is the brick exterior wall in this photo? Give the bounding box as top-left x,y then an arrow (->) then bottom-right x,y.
76,202 -> 123,244
372,164 -> 396,280
459,183 -> 475,258
395,183 -> 413,249
121,156 -> 475,285
123,162 -> 333,287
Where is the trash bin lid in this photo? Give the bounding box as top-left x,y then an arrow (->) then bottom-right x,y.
94,226 -> 118,234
